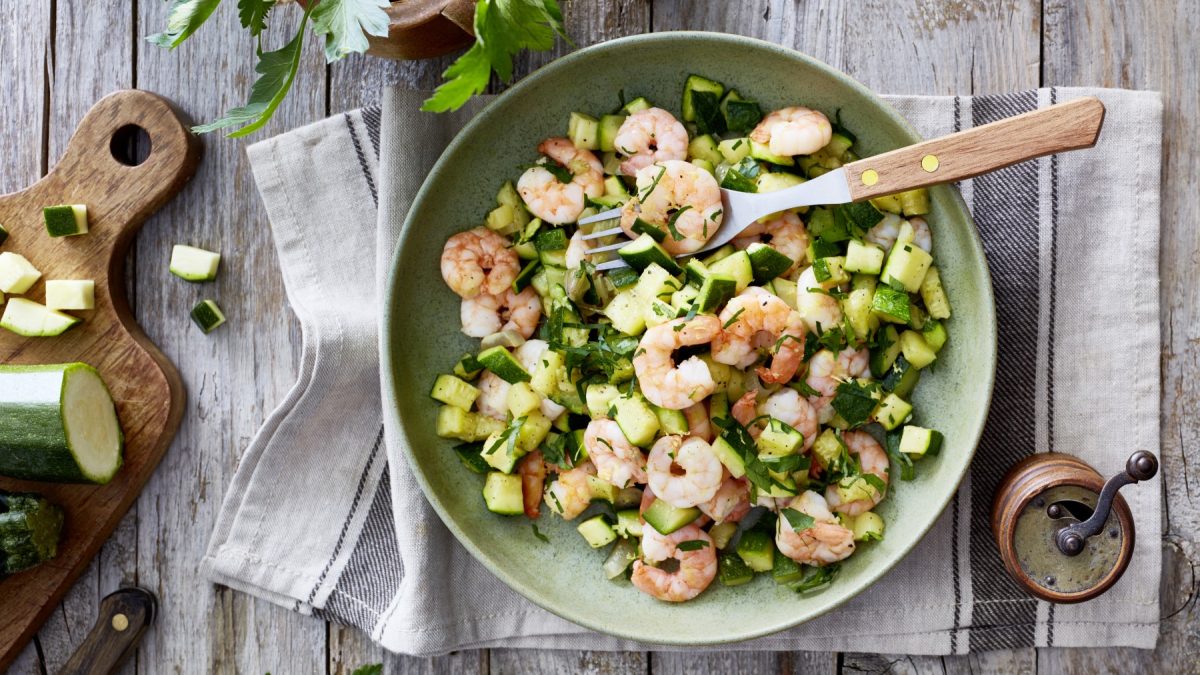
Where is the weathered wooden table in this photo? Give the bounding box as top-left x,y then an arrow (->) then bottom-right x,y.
4,1 -> 1196,673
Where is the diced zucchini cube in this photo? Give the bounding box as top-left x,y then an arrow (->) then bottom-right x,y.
709,521 -> 737,549
748,140 -> 794,166
598,114 -> 627,153
644,297 -> 678,328
899,425 -> 944,458
615,509 -> 644,538
506,381 -> 542,418
622,96 -> 652,114
642,498 -> 701,535
482,472 -> 525,515
517,411 -> 553,452
634,263 -> 678,300
717,137 -> 751,164
481,430 -> 524,473
585,383 -> 622,419
430,374 -> 480,410
882,242 -> 933,293
577,516 -> 617,548
812,256 -> 849,286
870,284 -> 911,324
755,172 -> 805,193
707,250 -> 753,293
898,188 -> 931,216
736,530 -> 775,572
844,285 -> 878,340
530,349 -> 564,397
811,429 -> 843,471
836,476 -> 880,504
688,134 -> 724,165
169,245 -> 221,282
757,418 -> 803,457
44,279 -> 95,311
873,393 -> 913,430
710,435 -> 747,478
587,475 -> 620,503
764,472 -> 798,498
870,194 -> 903,214
568,112 -> 599,150
477,345 -> 531,384
652,403 -> 689,435
921,266 -> 952,319
719,551 -> 755,586
43,204 -> 88,237
695,273 -> 736,313
190,299 -> 226,334
746,242 -> 794,284
899,329 -> 937,369
772,551 -> 806,584
612,394 -> 659,447
0,252 -> 42,294
700,355 -> 733,394
851,511 -> 885,541
681,74 -> 725,122
922,319 -> 948,352
766,277 -> 798,308
670,284 -> 700,311
844,240 -> 885,275
436,405 -> 478,441
0,297 -> 80,336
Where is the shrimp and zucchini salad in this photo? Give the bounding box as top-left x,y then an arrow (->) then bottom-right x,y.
431,75 -> 953,603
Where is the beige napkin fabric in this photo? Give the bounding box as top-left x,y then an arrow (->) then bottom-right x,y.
203,86 -> 1162,655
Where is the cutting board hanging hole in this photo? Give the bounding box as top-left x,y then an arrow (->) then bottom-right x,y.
110,124 -> 152,167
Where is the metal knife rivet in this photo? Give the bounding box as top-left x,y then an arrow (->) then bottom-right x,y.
921,154 -> 940,172
860,169 -> 879,186
111,613 -> 129,632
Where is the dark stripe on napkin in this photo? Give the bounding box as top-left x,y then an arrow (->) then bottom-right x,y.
967,90 -> 1040,651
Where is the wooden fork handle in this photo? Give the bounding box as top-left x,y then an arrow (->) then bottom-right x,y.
844,96 -> 1105,201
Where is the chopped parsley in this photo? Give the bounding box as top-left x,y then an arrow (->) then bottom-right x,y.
830,380 -> 881,428
722,307 -> 746,329
677,539 -> 711,551
531,523 -> 550,543
780,507 -> 816,532
792,564 -> 839,593
640,164 -> 668,201
666,205 -> 693,240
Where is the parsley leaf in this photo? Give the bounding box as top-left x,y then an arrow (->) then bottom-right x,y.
238,0 -> 275,39
534,160 -> 575,184
830,380 -> 880,428
192,8 -> 312,137
690,90 -> 726,135
792,564 -> 840,592
310,0 -> 390,62
531,523 -> 550,543
780,507 -> 816,532
423,0 -> 569,112
350,665 -> 383,675
884,428 -> 916,481
793,379 -> 821,398
665,205 -> 692,241
722,307 -> 746,329
677,539 -> 710,551
715,418 -> 792,496
148,0 -> 223,48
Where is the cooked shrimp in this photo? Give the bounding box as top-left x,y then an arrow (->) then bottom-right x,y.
620,160 -> 723,255
825,430 -> 889,516
518,451 -> 547,518
584,419 -> 647,488
544,461 -> 595,520
750,106 -> 832,157
865,214 -> 932,253
475,371 -> 510,421
712,287 -> 807,384
683,401 -> 713,442
761,388 -> 819,450
517,138 -> 604,224
699,474 -> 751,523
614,107 -> 689,176
631,523 -> 717,602
775,490 -> 856,566
805,348 -> 869,423
460,286 -> 542,338
441,227 -> 520,299
761,211 -> 809,272
795,265 -> 843,333
646,435 -> 723,508
565,229 -> 588,270
731,390 -> 762,430
633,315 -> 721,410
515,340 -> 566,419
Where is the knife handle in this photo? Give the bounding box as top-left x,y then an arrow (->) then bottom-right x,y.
844,96 -> 1105,201
59,588 -> 156,675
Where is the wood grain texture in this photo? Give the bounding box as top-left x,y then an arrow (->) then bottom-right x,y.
844,97 -> 1105,201
0,89 -> 197,671
4,0 -> 1196,672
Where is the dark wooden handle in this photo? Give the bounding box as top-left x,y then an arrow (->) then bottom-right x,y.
58,588 -> 156,675
845,96 -> 1106,201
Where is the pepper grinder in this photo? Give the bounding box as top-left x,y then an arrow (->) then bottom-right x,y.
991,450 -> 1158,603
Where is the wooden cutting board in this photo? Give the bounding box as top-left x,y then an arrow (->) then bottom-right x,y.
0,90 -> 200,669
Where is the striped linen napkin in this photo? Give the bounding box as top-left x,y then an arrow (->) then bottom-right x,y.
202,86 -> 1162,655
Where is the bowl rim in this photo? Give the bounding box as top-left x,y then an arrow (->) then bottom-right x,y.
382,30 -> 998,645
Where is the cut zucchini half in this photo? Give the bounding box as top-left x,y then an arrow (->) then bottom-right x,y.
0,363 -> 124,484
0,252 -> 42,294
0,298 -> 80,337
899,425 -> 944,458
642,498 -> 701,535
0,491 -> 65,577
706,250 -> 753,293
695,273 -> 736,313
681,74 -> 724,122
482,472 -> 524,515
169,245 -> 221,282
577,515 -> 618,548
42,204 -> 88,237
567,112 -> 599,150
598,114 -> 627,153
746,242 -> 794,284
190,299 -> 226,334
45,280 -> 95,311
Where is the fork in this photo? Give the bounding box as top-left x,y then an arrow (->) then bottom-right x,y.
580,97 -> 1106,271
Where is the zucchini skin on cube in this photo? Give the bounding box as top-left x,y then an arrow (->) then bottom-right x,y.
0,363 -> 124,484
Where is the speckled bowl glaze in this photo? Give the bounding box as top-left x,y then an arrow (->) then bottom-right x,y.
382,32 -> 997,645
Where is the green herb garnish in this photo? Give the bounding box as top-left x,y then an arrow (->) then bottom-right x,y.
531,523 -> 550,543
780,507 -> 816,532
677,539 -> 711,551
830,380 -> 880,428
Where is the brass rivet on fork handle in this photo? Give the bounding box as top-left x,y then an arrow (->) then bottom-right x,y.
991,451 -> 1157,603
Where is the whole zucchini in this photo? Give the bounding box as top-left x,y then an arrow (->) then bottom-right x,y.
0,363 -> 124,484
0,491 -> 65,577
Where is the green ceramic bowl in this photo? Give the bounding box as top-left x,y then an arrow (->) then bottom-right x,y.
383,32 -> 996,645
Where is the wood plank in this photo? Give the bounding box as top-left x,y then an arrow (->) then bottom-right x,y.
1042,0 -> 1200,669
491,649 -> 647,675
653,650 -> 839,674
27,2 -> 139,673
130,2 -> 331,672
0,1 -> 51,672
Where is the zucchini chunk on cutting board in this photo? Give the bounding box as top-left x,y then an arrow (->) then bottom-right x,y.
42,204 -> 89,237
0,491 -> 65,578
0,298 -> 80,336
0,363 -> 124,484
